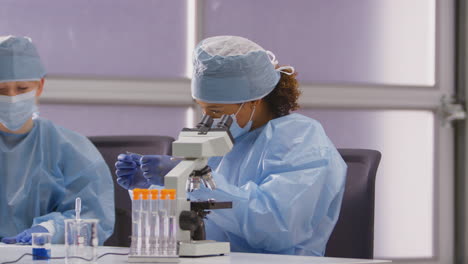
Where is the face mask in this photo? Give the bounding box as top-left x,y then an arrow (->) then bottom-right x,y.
0,90 -> 38,131
212,103 -> 256,139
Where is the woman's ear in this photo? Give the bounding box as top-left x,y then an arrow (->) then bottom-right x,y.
36,78 -> 45,97
251,99 -> 261,109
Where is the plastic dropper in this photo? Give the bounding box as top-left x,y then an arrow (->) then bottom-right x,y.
75,197 -> 81,221
74,197 -> 83,247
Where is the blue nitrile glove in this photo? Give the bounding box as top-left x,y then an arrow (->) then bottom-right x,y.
115,153 -> 151,190
1,225 -> 48,244
140,155 -> 181,186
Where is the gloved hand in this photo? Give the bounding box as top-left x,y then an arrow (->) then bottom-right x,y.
115,153 -> 151,190
140,155 -> 181,186
1,225 -> 48,244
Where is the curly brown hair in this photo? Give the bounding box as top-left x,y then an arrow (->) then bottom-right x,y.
263,68 -> 301,118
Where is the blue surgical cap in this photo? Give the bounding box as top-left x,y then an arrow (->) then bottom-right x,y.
191,36 -> 281,104
0,36 -> 46,83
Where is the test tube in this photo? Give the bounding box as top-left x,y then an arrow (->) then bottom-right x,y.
159,189 -> 169,255
140,189 -> 150,255
167,189 -> 178,256
131,189 -> 142,256
149,189 -> 160,256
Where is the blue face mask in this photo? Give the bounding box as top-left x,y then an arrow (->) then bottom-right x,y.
0,90 -> 38,131
213,103 -> 256,139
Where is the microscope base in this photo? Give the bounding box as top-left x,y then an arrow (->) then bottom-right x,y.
128,256 -> 179,263
179,240 -> 230,257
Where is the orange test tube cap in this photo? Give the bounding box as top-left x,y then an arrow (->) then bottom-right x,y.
133,188 -> 141,200
150,189 -> 159,200
141,189 -> 149,200
168,189 -> 176,200
160,189 -> 169,200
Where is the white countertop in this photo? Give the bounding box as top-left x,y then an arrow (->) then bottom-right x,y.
0,244 -> 391,264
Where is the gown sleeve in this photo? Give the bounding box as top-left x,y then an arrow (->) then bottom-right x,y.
32,138 -> 115,245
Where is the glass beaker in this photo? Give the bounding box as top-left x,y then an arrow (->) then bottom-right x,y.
65,219 -> 99,264
32,232 -> 51,261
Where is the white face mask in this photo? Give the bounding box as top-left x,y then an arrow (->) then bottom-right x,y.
212,103 -> 256,139
0,90 -> 38,131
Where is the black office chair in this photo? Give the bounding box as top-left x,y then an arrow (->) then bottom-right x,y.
89,135 -> 175,247
325,148 -> 381,259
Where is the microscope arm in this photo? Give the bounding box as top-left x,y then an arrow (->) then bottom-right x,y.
164,158 -> 208,243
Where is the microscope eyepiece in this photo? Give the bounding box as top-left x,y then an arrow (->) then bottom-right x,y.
196,115 -> 214,129
216,115 -> 233,129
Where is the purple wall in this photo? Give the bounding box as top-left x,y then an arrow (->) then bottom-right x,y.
297,108 -> 434,257
39,103 -> 188,138
1,0 -> 187,79
203,0 -> 376,84
202,0 -> 434,86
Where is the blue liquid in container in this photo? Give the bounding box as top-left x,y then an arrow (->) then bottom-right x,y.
32,248 -> 51,260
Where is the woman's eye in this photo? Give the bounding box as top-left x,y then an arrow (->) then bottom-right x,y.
207,109 -> 221,114
18,87 -> 29,91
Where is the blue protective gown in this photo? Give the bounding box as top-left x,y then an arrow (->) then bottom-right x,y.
0,118 -> 115,244
189,113 -> 347,256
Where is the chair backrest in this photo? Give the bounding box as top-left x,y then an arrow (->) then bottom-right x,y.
325,148 -> 381,259
88,135 -> 175,247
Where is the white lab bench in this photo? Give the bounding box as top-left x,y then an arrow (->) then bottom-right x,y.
0,244 -> 391,264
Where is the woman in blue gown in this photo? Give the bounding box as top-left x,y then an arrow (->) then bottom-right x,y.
116,36 -> 346,256
0,36 -> 114,244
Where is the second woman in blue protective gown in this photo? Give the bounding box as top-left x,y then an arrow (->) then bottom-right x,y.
115,35 -> 347,256
0,36 -> 114,245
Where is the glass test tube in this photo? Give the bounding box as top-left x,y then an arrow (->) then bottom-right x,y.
167,189 -> 178,256
149,189 -> 160,256
131,189 -> 142,256
159,189 -> 169,256
140,189 -> 150,255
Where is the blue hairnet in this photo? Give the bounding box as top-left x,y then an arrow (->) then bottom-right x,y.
191,36 -> 281,104
0,36 -> 46,83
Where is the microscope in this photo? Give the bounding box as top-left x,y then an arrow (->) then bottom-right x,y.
164,114 -> 234,257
